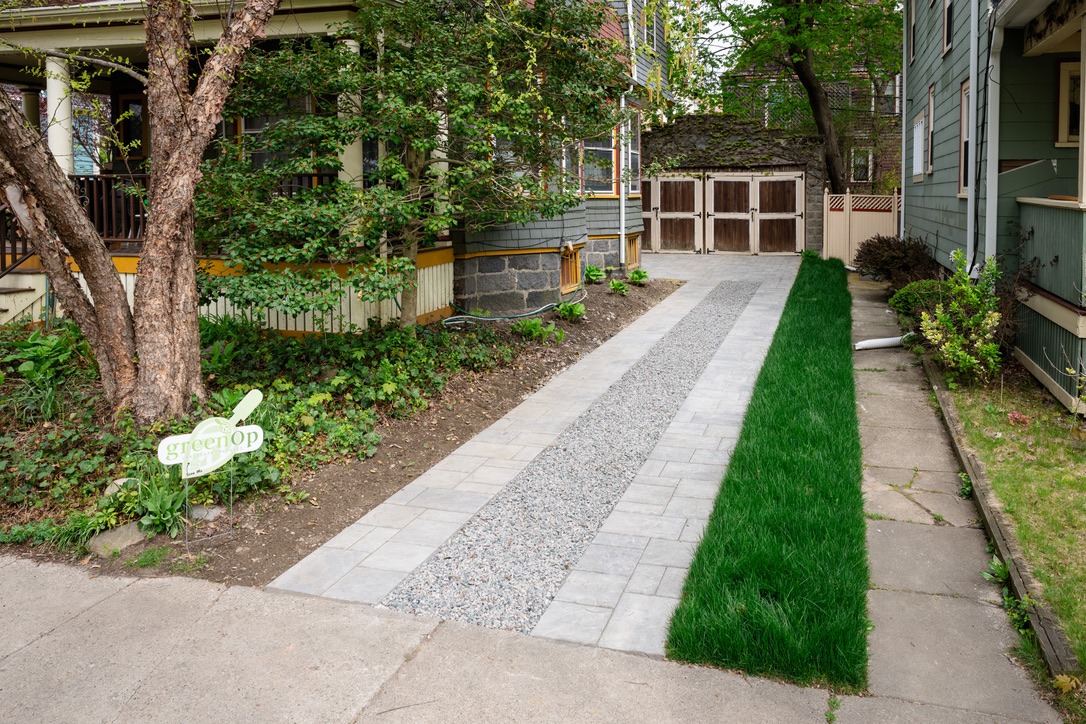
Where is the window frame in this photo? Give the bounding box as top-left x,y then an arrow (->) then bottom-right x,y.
942,0 -> 954,56
909,0 -> 916,64
851,147 -> 874,183
926,84 -> 936,175
1058,61 -> 1081,148
627,114 -> 641,196
959,78 -> 970,196
912,113 -> 926,182
582,131 -> 618,197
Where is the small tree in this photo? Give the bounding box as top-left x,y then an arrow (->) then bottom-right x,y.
197,0 -> 632,326
0,0 -> 279,423
667,0 -> 902,193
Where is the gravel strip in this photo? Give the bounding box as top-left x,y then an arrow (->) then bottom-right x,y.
381,280 -> 760,631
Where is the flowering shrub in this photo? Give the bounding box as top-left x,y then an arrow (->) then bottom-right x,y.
919,249 -> 1002,383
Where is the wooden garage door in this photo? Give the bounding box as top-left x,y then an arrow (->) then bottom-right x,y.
642,172 -> 803,254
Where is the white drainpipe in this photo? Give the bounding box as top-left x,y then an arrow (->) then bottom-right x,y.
984,23 -> 1004,266
899,7 -> 907,234
619,95 -> 627,268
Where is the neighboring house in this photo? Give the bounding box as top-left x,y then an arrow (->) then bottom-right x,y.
718,68 -> 903,195
904,0 -> 1086,408
0,0 -> 666,320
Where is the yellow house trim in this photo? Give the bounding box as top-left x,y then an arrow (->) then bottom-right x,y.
455,244 -> 584,260
64,246 -> 454,277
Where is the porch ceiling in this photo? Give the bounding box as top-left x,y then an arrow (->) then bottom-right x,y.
1023,0 -> 1085,55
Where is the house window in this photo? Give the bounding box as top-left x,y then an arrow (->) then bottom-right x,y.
628,115 -> 641,195
912,114 -> 926,181
851,148 -> 873,183
876,76 -> 900,115
927,84 -> 935,174
959,79 -> 970,194
583,133 -> 616,194
644,7 -> 655,50
942,0 -> 953,55
560,246 -> 581,293
909,0 -> 916,63
117,94 -> 147,159
1058,61 -> 1081,147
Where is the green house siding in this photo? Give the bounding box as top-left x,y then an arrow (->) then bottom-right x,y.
1017,304 -> 1086,402
1021,202 -> 1086,306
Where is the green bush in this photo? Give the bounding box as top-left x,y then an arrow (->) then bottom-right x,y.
919,249 -> 1002,383
608,279 -> 628,296
628,269 -> 649,286
889,279 -> 948,320
853,235 -> 940,291
584,265 -> 605,284
555,301 -> 586,322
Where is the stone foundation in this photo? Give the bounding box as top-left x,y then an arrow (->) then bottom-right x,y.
584,236 -> 622,270
454,252 -> 564,314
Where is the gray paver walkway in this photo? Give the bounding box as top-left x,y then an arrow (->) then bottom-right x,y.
0,258 -> 1063,722
271,254 -> 800,656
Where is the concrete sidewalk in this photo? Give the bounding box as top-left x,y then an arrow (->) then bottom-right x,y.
0,258 -> 1061,723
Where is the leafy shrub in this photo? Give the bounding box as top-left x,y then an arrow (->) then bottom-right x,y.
853,235 -> 940,291
628,269 -> 649,286
889,279 -> 948,321
584,265 -> 605,284
919,249 -> 1002,383
512,317 -> 565,344
139,478 -> 187,538
608,279 -> 628,296
555,301 -> 586,322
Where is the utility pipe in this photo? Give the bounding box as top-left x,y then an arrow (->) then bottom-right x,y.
967,0 -> 979,270
984,23 -> 1004,266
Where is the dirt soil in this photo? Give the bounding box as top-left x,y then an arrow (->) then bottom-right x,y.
14,279 -> 682,586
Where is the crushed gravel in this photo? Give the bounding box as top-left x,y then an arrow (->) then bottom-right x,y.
381,280 -> 760,631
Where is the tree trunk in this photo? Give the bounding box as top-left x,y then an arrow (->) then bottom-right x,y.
0,96 -> 139,408
790,47 -> 848,194
130,0 -> 279,422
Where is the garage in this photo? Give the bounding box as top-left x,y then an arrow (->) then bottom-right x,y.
643,171 -> 806,254
641,115 -> 825,256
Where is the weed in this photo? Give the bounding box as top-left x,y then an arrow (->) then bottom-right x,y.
982,555 -> 1010,585
857,367 -> 886,372
126,545 -> 170,568
555,301 -> 586,323
584,265 -> 605,284
608,279 -> 628,296
138,477 -> 187,538
932,513 -> 946,524
628,269 -> 649,286
170,552 -> 208,573
0,520 -> 56,546
825,695 -> 842,723
864,512 -> 889,521
958,472 -> 973,499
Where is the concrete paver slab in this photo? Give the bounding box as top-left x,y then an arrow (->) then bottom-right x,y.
867,520 -> 997,601
0,558 -> 133,659
361,619 -> 828,723
0,576 -> 223,724
864,486 -> 937,524
867,589 -> 1060,723
837,694 -> 1044,723
861,426 -> 962,471
118,586 -> 438,723
911,490 -> 980,528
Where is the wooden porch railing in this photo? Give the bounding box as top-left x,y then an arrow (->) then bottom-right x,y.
0,204 -> 33,281
0,171 -> 343,280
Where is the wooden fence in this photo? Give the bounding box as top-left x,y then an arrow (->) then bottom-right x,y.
822,189 -> 900,266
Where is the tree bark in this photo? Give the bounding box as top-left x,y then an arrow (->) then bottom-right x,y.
0,96 -> 139,407
789,46 -> 848,194
130,0 -> 279,422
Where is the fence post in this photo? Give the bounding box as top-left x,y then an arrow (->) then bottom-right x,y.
822,187 -> 829,259
844,187 -> 853,263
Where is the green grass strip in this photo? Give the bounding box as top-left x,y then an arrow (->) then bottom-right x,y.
667,256 -> 868,688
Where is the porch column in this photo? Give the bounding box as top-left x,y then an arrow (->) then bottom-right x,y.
338,38 -> 364,188
1080,16 -> 1086,202
44,56 -> 74,175
21,91 -> 40,135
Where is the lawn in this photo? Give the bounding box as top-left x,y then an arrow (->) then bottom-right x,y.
950,370 -> 1086,667
667,255 -> 868,688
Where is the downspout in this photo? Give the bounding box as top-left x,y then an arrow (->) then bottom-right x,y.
967,0 -> 980,270
984,22 -> 1004,266
619,0 -> 637,268
619,95 -> 628,267
900,3 -> 908,234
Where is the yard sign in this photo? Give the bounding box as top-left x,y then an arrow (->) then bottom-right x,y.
157,390 -> 265,479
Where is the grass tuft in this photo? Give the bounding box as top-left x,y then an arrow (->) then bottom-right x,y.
666,256 -> 868,688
